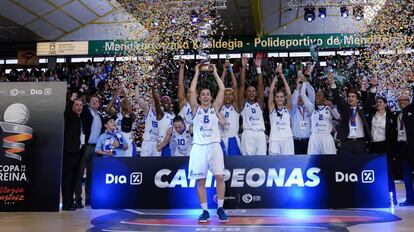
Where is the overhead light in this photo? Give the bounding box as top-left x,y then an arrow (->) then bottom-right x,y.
340,7 -> 349,18
353,6 -> 364,21
304,7 -> 315,22
318,7 -> 327,19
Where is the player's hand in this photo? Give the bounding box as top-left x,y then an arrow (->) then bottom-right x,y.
254,53 -> 262,67
71,92 -> 78,101
325,100 -> 333,109
276,63 -> 283,74
195,64 -> 201,74
241,54 -> 248,67
112,140 -> 120,148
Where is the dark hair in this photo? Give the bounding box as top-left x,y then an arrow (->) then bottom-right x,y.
173,115 -> 185,124
347,89 -> 360,99
376,96 -> 387,104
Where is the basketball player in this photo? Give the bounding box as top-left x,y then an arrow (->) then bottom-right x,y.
157,95 -> 175,156
307,88 -> 340,155
268,64 -> 294,155
220,60 -> 241,156
238,54 -> 266,155
178,60 -> 193,125
135,81 -> 160,157
187,64 -> 228,223
156,116 -> 192,156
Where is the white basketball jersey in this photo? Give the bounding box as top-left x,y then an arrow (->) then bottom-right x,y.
311,106 -> 333,134
193,106 -> 221,145
143,108 -> 159,141
158,112 -> 174,141
241,102 -> 265,131
220,104 -> 240,138
171,124 -> 192,155
179,102 -> 193,125
269,107 -> 293,141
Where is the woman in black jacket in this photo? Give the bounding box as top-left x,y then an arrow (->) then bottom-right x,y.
364,90 -> 397,205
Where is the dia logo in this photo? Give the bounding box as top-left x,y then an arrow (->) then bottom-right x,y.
130,172 -> 143,185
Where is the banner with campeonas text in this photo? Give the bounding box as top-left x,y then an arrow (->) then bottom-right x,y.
0,82 -> 66,211
92,154 -> 389,209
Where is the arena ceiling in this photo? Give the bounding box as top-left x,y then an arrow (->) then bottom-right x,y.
0,0 -> 385,43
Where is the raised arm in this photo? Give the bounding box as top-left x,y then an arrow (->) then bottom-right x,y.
268,75 -> 277,113
300,82 -> 315,112
213,65 -> 225,112
156,127 -> 173,151
229,66 -> 239,111
135,80 -> 149,116
280,72 -> 292,110
254,55 -> 264,108
328,74 -> 346,113
151,86 -> 164,120
220,61 -> 228,84
238,55 -> 248,108
178,60 -> 187,110
188,64 -> 200,115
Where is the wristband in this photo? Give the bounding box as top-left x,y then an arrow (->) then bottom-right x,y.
256,67 -> 262,74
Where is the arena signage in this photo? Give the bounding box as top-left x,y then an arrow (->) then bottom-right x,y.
92,154 -> 389,209
88,33 -> 363,55
0,82 -> 66,211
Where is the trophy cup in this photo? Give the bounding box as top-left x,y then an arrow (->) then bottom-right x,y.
197,23 -> 212,72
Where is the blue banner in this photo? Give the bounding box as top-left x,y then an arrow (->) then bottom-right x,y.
92,154 -> 389,209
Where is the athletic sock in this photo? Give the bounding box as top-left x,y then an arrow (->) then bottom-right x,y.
201,202 -> 208,211
217,199 -> 224,208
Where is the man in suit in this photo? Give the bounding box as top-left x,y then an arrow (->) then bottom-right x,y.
328,75 -> 372,155
61,93 -> 83,211
75,96 -> 103,207
393,73 -> 414,206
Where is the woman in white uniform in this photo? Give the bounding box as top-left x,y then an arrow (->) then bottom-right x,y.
268,64 -> 294,155
187,64 -> 228,223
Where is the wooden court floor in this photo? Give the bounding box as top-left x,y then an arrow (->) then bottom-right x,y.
1,183 -> 414,232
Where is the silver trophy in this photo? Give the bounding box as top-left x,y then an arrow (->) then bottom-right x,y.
198,23 -> 212,72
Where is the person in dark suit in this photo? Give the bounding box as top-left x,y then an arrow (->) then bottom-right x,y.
392,73 -> 414,206
74,95 -> 103,207
61,93 -> 83,211
328,75 -> 372,155
363,84 -> 398,205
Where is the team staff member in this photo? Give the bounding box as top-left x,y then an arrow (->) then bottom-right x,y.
329,75 -> 372,155
392,72 -> 414,206
187,64 -> 228,223
75,95 -> 103,207
291,70 -> 315,154
363,82 -> 398,205
62,93 -> 83,211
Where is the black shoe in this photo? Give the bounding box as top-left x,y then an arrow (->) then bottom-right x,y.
399,200 -> 414,206
73,202 -> 84,209
62,205 -> 76,211
85,199 -> 91,206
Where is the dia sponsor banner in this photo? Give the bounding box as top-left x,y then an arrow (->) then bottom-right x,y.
92,154 -> 389,209
0,83 -> 66,211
